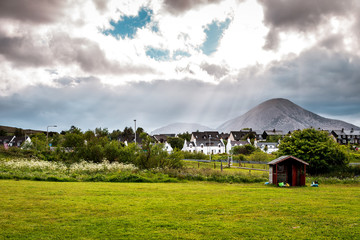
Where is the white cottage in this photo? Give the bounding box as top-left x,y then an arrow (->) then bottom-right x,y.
182,131 -> 226,155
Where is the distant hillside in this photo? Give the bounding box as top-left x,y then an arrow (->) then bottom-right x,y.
217,98 -> 360,132
0,125 -> 46,135
151,123 -> 214,135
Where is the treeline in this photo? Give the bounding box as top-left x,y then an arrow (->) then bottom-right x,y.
6,126 -> 183,170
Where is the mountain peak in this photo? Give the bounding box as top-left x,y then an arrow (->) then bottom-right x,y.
217,98 -> 359,132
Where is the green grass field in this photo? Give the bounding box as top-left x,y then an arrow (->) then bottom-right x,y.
1,180 -> 359,239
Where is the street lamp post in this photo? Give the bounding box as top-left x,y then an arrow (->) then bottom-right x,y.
134,120 -> 136,145
47,125 -> 57,149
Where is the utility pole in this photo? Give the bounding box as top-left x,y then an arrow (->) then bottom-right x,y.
134,119 -> 137,146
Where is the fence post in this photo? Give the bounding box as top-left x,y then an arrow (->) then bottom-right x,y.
198,162 -> 200,168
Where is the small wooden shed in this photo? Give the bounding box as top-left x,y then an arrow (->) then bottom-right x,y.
267,155 -> 309,186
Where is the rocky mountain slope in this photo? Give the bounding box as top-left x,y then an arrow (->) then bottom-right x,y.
217,98 -> 360,132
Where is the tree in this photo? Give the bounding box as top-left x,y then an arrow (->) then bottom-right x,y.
135,133 -> 182,169
136,127 -> 144,135
264,145 -> 268,153
0,129 -> 7,136
167,137 -> 184,150
29,133 -> 47,151
178,132 -> 191,141
63,133 -> 84,149
68,126 -> 82,134
95,127 -> 109,138
14,128 -> 24,137
230,145 -> 256,155
50,133 -> 62,147
84,130 -> 96,142
277,128 -> 350,174
110,129 -> 122,140
121,127 -> 134,141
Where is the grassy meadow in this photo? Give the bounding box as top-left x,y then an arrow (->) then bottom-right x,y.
1,180 -> 359,239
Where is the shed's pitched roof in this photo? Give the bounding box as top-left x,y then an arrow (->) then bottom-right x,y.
267,155 -> 309,165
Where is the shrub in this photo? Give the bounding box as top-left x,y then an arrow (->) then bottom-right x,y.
230,145 -> 256,155
278,128 -> 350,174
182,151 -> 208,160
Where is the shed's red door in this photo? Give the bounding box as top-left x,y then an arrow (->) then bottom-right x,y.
292,164 -> 297,186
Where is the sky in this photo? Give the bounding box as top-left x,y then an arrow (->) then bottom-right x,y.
1,0 -> 360,133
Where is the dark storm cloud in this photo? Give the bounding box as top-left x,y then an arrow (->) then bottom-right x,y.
0,33 -> 51,67
257,0 -> 353,50
0,31 -> 154,75
163,0 -> 223,14
0,76 -> 261,131
1,51 -> 360,132
0,0 -> 67,23
318,34 -> 345,50
263,46 -> 360,116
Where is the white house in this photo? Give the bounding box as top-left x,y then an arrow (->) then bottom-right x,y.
0,136 -> 31,148
255,141 -> 279,153
182,131 -> 226,155
152,134 -> 175,153
163,142 -> 173,153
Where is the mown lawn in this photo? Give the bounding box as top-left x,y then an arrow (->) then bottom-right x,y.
1,180 -> 359,239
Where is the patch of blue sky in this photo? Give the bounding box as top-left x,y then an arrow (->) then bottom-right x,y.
146,47 -> 170,61
201,18 -> 231,56
173,50 -> 191,59
103,7 -> 153,39
151,22 -> 159,33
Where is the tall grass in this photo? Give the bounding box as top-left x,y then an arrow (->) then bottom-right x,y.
0,158 -> 268,183
1,158 -> 359,184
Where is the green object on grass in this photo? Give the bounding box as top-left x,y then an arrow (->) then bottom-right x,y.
278,182 -> 284,187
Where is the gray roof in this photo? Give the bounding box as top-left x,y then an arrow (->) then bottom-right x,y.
230,140 -> 249,146
268,155 -> 309,165
264,130 -> 284,135
191,131 -> 220,140
332,129 -> 360,136
153,134 -> 175,142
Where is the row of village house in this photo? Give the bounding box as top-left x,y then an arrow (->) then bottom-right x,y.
1,128 -> 359,154
154,128 -> 360,154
